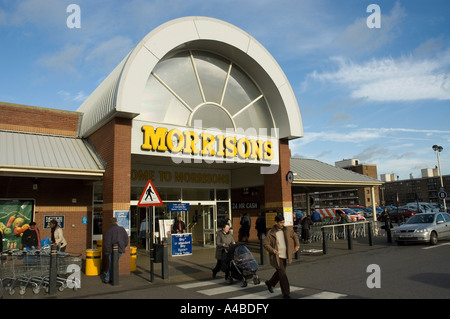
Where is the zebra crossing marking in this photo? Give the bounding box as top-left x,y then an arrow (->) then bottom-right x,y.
198,283 -> 255,296
229,286 -> 304,299
177,279 -> 347,299
177,278 -> 224,289
301,291 -> 347,299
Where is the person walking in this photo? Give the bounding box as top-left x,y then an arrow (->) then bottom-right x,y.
300,214 -> 313,243
103,218 -> 129,284
264,214 -> 300,299
49,219 -> 67,252
255,213 -> 266,240
212,224 -> 235,282
240,213 -> 251,241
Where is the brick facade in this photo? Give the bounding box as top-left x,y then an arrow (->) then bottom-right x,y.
0,176 -> 93,256
0,102 -> 294,275
88,117 -> 132,275
264,139 -> 293,212
0,102 -> 80,137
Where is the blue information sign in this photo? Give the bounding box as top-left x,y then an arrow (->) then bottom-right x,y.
171,233 -> 192,256
169,203 -> 190,211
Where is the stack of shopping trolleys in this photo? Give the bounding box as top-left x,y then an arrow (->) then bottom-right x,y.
0,247 -> 82,296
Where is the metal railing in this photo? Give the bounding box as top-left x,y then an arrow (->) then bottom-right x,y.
321,221 -> 378,254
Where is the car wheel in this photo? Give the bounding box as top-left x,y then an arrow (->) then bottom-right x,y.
396,241 -> 404,246
430,231 -> 438,245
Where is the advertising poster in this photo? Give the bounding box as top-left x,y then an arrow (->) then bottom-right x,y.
114,210 -> 131,236
0,199 -> 34,251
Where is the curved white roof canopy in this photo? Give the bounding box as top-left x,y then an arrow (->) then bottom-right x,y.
78,16 -> 303,140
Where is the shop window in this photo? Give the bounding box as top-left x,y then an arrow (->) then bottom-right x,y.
216,189 -> 229,200
158,187 -> 181,201
182,188 -> 214,201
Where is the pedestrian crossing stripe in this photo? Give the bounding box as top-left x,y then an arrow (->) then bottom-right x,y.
176,280 -> 346,299
230,286 -> 304,299
301,292 -> 347,299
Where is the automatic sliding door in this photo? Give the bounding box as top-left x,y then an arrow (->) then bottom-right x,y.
203,205 -> 216,247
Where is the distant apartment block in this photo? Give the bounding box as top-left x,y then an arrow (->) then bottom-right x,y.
381,169 -> 450,206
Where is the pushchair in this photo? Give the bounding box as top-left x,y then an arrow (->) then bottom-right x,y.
226,243 -> 260,287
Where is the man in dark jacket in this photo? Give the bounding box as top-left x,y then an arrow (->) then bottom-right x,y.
21,222 -> 41,249
172,215 -> 186,234
103,218 -> 129,283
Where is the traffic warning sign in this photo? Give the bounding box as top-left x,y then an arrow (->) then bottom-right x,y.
138,180 -> 163,207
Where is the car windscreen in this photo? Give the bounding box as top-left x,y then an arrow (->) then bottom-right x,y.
406,214 -> 434,224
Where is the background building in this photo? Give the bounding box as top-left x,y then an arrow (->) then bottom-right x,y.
382,170 -> 450,206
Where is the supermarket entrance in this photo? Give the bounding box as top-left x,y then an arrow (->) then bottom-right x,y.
188,204 -> 216,247
132,202 -> 227,250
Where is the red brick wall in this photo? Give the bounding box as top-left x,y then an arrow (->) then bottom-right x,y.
0,176 -> 93,256
264,138 -> 292,212
88,117 -> 132,274
0,102 -> 81,137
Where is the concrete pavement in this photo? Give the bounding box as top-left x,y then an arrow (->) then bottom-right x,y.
2,234 -> 391,299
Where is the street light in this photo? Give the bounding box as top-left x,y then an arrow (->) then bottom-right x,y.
432,145 -> 447,211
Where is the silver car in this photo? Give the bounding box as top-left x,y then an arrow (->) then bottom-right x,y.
394,212 -> 450,245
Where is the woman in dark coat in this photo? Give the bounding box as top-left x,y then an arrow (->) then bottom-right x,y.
212,224 -> 235,280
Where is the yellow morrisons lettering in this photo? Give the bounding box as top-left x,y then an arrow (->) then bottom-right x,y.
141,125 -> 273,161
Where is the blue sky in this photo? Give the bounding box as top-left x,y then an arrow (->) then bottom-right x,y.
1,0 -> 449,180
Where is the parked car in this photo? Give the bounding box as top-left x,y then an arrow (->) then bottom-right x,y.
388,207 -> 415,222
404,202 -> 439,213
361,207 -> 374,218
393,212 -> 450,245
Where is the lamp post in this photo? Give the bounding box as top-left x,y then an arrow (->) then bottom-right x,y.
432,145 -> 447,212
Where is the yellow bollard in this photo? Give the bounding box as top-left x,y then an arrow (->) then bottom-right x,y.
85,249 -> 101,276
130,246 -> 137,272
96,240 -> 102,254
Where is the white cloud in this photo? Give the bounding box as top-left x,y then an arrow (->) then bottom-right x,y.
309,52 -> 450,101
85,36 -> 134,72
37,44 -> 86,74
336,2 -> 406,54
294,127 -> 450,147
58,90 -> 87,103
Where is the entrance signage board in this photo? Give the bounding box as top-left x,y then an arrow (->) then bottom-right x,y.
131,120 -> 279,166
171,233 -> 193,256
138,180 -> 163,207
131,164 -> 231,189
169,203 -> 190,211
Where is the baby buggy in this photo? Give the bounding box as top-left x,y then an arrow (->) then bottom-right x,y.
226,243 -> 260,287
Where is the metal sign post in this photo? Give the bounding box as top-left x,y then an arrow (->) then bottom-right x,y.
137,180 -> 163,283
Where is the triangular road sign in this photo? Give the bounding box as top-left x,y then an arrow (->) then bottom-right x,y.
138,180 -> 163,207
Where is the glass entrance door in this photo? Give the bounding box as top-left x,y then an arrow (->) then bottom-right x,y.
188,204 -> 216,247
202,205 -> 216,247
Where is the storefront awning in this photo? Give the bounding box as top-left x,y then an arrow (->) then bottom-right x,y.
290,158 -> 382,193
0,130 -> 105,179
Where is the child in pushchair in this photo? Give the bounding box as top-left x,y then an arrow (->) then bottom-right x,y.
225,243 -> 260,287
